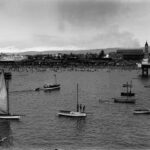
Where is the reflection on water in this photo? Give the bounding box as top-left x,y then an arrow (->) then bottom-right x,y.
0,120 -> 13,147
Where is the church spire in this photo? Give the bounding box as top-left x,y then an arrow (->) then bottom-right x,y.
144,41 -> 149,58
145,41 -> 148,47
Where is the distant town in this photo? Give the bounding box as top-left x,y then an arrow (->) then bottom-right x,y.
0,43 -> 149,70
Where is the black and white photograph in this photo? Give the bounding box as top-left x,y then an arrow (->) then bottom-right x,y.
0,0 -> 150,149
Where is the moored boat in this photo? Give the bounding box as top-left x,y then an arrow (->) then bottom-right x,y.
0,114 -> 21,120
58,110 -> 86,117
113,80 -> 136,104
58,84 -> 86,118
113,97 -> 136,104
35,74 -> 60,91
133,109 -> 150,114
43,83 -> 60,91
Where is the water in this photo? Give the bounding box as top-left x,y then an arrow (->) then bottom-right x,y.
0,69 -> 150,150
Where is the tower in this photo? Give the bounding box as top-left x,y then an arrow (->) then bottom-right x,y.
145,41 -> 149,58
141,41 -> 150,77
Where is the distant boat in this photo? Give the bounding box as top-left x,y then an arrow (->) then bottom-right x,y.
0,70 -> 20,120
144,85 -> 150,88
113,80 -> 136,104
35,74 -> 60,91
43,74 -> 60,91
113,97 -> 136,104
58,84 -> 86,117
133,109 -> 150,114
121,81 -> 135,96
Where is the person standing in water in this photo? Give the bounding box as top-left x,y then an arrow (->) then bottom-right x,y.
83,105 -> 85,112
80,104 -> 82,112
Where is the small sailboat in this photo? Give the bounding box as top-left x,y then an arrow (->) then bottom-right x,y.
58,84 -> 86,117
0,70 -> 20,120
35,74 -> 60,91
121,81 -> 135,96
43,74 -> 60,91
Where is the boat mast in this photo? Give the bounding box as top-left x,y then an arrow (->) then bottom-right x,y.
54,74 -> 57,85
126,82 -> 129,100
130,80 -> 132,93
77,83 -> 79,112
126,82 -> 128,94
5,76 -> 9,115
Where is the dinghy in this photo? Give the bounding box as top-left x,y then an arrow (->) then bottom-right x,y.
133,109 -> 150,114
35,74 -> 60,91
0,70 -> 20,120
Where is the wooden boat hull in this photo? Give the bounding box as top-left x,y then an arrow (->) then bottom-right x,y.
43,86 -> 60,91
133,109 -> 150,114
58,111 -> 86,117
0,114 -> 20,120
114,98 -> 136,104
35,86 -> 60,91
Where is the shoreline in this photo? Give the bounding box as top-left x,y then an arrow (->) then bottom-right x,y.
0,65 -> 141,73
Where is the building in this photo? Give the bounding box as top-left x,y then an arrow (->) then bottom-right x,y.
144,41 -> 149,59
0,54 -> 27,62
116,49 -> 144,60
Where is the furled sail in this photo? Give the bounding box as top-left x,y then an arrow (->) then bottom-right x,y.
0,71 -> 8,114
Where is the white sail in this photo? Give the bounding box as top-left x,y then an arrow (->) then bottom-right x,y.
0,71 -> 8,114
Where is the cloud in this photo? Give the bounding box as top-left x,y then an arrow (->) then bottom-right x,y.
87,25 -> 140,48
0,0 -> 149,52
57,0 -> 125,30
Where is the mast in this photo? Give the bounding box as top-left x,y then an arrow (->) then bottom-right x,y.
126,82 -> 129,100
77,83 -> 79,112
130,80 -> 132,93
6,78 -> 9,115
54,74 -> 57,85
126,82 -> 128,94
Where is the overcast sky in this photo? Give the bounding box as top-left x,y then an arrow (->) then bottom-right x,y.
0,0 -> 150,52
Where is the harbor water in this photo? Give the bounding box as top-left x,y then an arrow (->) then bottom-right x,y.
0,69 -> 150,150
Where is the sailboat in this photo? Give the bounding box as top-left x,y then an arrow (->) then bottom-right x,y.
121,81 -> 135,96
113,81 -> 136,104
35,74 -> 60,91
0,70 -> 20,120
58,84 -> 86,117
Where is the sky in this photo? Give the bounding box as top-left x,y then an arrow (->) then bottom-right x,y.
0,0 -> 150,53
